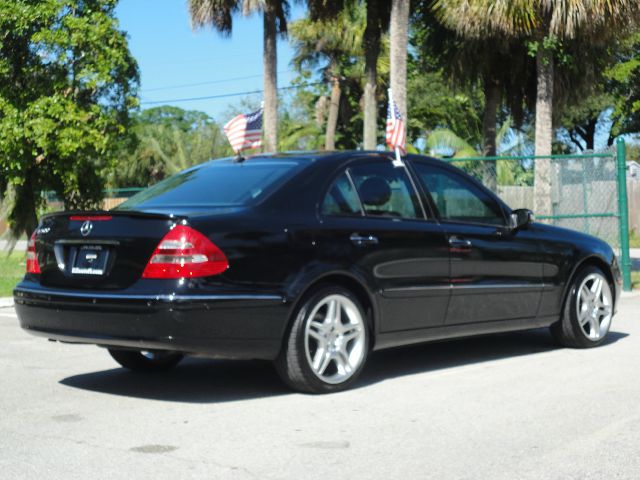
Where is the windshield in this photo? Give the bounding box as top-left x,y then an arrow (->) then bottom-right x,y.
116,159 -> 303,210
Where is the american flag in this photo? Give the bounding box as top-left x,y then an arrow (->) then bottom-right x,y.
386,90 -> 406,154
224,107 -> 263,153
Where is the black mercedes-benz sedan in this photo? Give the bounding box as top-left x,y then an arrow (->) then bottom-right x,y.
15,151 -> 621,393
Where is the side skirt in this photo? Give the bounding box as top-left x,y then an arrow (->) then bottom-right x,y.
373,315 -> 559,351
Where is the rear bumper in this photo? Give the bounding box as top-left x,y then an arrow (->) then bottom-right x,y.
14,284 -> 289,360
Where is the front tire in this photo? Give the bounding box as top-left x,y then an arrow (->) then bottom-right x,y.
108,349 -> 184,372
551,265 -> 614,348
276,286 -> 370,393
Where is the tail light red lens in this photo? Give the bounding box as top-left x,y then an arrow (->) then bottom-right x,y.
142,225 -> 228,279
26,231 -> 41,274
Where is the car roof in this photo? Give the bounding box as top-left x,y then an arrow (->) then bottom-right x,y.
210,150 -> 450,169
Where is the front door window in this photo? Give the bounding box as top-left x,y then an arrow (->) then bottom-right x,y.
413,163 -> 506,226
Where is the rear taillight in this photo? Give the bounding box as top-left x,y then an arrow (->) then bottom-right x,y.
142,225 -> 228,279
26,231 -> 41,274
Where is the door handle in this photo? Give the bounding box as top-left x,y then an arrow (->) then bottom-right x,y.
350,233 -> 379,246
448,235 -> 472,251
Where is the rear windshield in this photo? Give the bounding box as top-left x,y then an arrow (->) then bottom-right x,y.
116,159 -> 303,210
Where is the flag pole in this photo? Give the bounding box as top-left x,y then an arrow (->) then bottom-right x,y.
388,88 -> 404,167
260,100 -> 265,154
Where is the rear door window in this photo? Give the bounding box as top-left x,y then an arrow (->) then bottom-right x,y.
321,173 -> 363,216
348,162 -> 423,219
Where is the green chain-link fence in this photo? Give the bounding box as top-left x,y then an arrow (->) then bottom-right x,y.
41,141 -> 633,291
447,138 -> 632,291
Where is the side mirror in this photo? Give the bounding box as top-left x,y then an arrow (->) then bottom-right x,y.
510,208 -> 534,229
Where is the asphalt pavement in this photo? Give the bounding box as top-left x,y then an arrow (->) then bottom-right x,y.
1,296 -> 639,480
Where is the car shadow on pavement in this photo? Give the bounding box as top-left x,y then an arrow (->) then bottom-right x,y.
60,357 -> 290,403
60,328 -> 628,402
358,328 -> 628,388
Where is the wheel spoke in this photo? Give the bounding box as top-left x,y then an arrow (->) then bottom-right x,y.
309,320 -> 326,336
326,299 -> 338,324
580,285 -> 592,302
590,277 -> 603,299
334,302 -> 342,325
308,328 -> 324,341
342,324 -> 362,342
588,316 -> 601,339
598,304 -> 612,318
336,350 -> 352,375
578,309 -> 590,326
312,347 -> 332,374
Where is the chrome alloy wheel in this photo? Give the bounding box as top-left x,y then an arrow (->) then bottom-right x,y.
576,273 -> 613,341
304,294 -> 367,385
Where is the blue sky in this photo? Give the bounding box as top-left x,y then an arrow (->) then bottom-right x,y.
115,1 -> 305,122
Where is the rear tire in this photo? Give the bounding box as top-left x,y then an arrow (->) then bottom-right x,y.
108,349 -> 184,372
275,286 -> 370,393
551,265 -> 614,348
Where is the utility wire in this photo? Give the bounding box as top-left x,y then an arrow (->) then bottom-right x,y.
140,81 -> 324,105
142,70 -> 292,92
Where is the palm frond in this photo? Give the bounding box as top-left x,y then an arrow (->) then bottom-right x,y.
432,0 -> 640,40
188,0 -> 241,34
426,128 -> 480,157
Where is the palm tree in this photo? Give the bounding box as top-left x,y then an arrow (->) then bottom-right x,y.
362,1 -> 391,149
308,0 -> 391,149
188,0 -> 290,152
289,5 -> 366,149
432,0 -> 640,215
414,10 -> 535,189
389,0 -> 410,121
427,119 -> 532,189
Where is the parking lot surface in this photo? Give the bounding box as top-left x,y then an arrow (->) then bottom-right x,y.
1,296 -> 639,479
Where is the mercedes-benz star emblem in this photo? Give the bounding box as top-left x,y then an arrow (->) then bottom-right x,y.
80,220 -> 93,237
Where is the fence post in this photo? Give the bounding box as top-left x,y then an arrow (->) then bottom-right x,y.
616,138 -> 632,291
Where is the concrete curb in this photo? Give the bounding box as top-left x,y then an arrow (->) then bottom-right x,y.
0,297 -> 14,308
621,290 -> 640,298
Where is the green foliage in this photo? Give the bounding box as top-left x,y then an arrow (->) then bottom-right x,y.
426,121 -> 533,187
0,251 -> 25,296
425,128 -> 478,158
0,0 -> 138,237
288,3 -> 391,150
629,229 -> 640,248
407,71 -> 484,148
110,106 -> 232,188
604,32 -> 640,139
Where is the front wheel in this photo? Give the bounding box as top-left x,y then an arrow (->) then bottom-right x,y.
551,266 -> 614,348
108,349 -> 184,372
276,286 -> 370,393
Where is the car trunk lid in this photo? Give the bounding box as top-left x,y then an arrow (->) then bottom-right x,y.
35,211 -> 180,290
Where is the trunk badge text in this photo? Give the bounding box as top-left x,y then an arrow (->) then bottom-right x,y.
80,220 -> 93,237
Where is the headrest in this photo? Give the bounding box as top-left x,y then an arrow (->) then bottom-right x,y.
359,176 -> 391,207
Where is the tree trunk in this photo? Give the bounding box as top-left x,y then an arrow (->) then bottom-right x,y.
390,0 -> 409,122
325,76 -> 341,150
534,46 -> 554,217
263,5 -> 278,152
482,78 -> 500,191
363,1 -> 381,150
